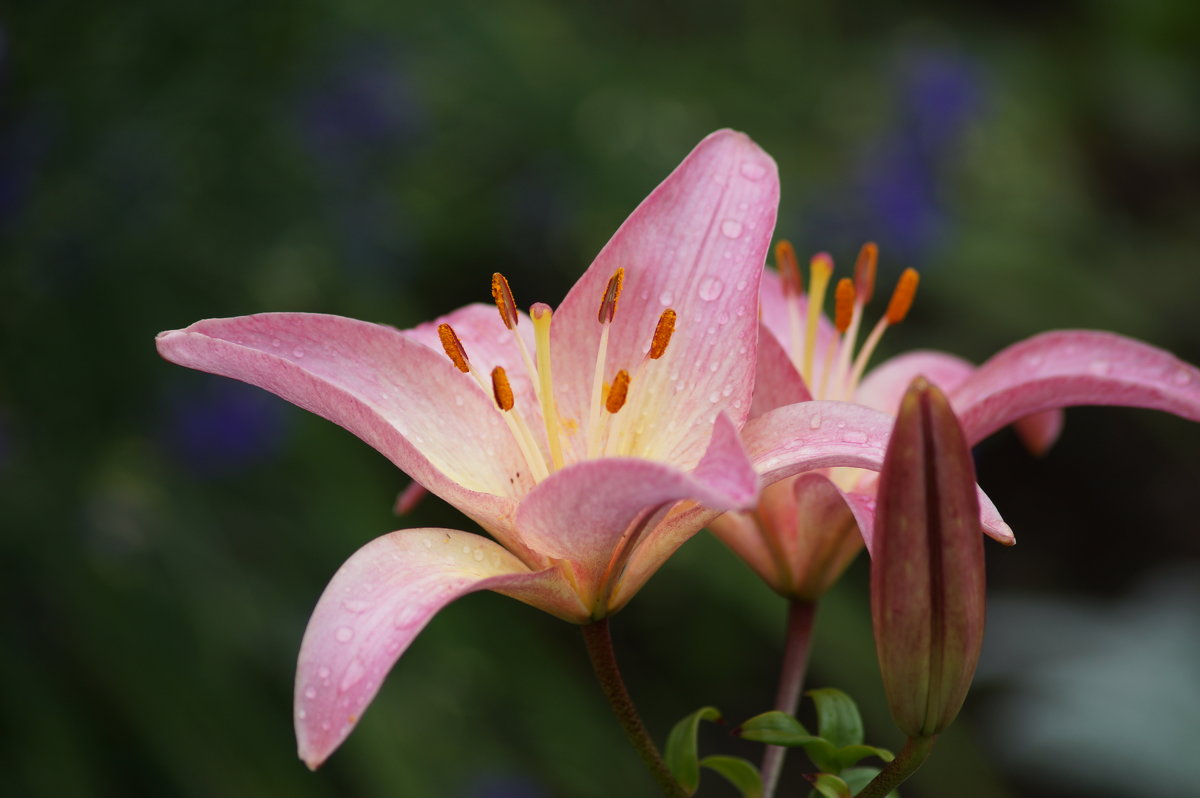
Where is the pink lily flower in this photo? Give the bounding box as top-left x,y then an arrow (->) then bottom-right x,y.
712,241 -> 1200,599
156,130 -> 912,770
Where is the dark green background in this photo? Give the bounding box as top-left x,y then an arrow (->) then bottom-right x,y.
3,2 -> 1199,796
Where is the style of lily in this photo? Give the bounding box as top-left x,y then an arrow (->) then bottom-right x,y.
156,130 -> 918,792
714,241 -> 1200,797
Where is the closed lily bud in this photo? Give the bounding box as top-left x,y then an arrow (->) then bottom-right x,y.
871,376 -> 986,738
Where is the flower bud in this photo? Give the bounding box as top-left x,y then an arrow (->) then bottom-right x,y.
871,377 -> 986,738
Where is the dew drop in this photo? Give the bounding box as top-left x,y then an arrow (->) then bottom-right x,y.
422,538 -> 433,549
717,311 -> 730,325
733,399 -> 743,409
292,347 -> 306,358
736,279 -> 748,291
342,599 -> 369,614
709,361 -> 720,373
1173,369 -> 1192,386
318,666 -> 331,680
1088,361 -> 1111,376
462,544 -> 472,554
394,606 -> 417,628
297,709 -> 307,720
271,338 -> 282,348
335,627 -> 354,643
720,219 -> 743,239
708,391 -> 720,403
809,415 -> 822,430
454,394 -> 465,407
736,307 -> 746,317
472,548 -> 484,562
721,384 -> 734,397
699,276 -> 725,301
740,161 -> 767,180
843,430 -> 869,444
321,721 -> 331,732
340,660 -> 366,692
658,290 -> 674,306
305,686 -> 317,700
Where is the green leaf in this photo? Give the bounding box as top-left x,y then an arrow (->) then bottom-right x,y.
699,755 -> 763,798
840,766 -> 900,797
736,711 -> 821,747
832,744 -> 894,772
664,706 -> 722,794
807,688 -> 865,748
805,772 -> 852,798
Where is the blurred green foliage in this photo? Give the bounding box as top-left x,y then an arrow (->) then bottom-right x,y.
2,1 -> 1199,796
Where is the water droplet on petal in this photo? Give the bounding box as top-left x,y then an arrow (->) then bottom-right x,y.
843,430 -> 869,444
721,384 -> 733,397
736,279 -> 748,291
709,361 -> 720,373
335,627 -> 354,643
422,538 -> 434,549
1173,369 -> 1192,386
305,686 -> 317,699
340,660 -> 366,692
698,276 -> 724,301
318,666 -> 331,680
740,161 -> 767,180
658,290 -> 674,306
708,391 -> 720,403
717,311 -> 730,325
297,708 -> 307,720
809,415 -> 823,430
271,338 -> 282,348
720,219 -> 743,239
472,548 -> 484,562
342,600 -> 369,614
292,347 -> 306,358
1088,361 -> 1111,376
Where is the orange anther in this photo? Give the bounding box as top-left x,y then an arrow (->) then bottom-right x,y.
885,268 -> 920,324
834,278 -> 856,333
598,268 -> 625,324
649,309 -> 676,359
437,323 -> 469,372
605,369 -> 630,413
491,366 -> 514,411
776,240 -> 803,296
855,242 -> 878,304
491,273 -> 518,329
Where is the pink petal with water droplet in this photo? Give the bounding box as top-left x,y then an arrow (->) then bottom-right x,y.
295,528 -> 585,769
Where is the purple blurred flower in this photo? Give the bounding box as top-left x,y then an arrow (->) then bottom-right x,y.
160,379 -> 290,475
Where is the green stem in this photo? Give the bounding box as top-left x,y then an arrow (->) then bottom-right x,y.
855,735 -> 936,798
761,599 -> 817,798
582,619 -> 687,798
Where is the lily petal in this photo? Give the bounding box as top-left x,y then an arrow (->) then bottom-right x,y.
156,314 -> 532,546
514,413 -> 757,606
750,320 -> 813,418
1013,409 -> 1065,457
295,528 -> 586,769
741,401 -> 1016,547
551,129 -> 779,467
952,330 -> 1200,445
758,267 -> 838,363
855,350 -> 974,415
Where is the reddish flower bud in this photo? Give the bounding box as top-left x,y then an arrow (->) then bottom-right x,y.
871,377 -> 986,738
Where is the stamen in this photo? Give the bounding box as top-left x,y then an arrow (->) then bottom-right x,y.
803,252 -> 834,384
598,268 -> 625,324
776,240 -> 803,296
530,303 -> 566,470
491,366 -> 515,411
605,370 -> 630,413
649,309 -> 676,359
885,268 -> 919,323
437,323 -> 469,373
834,278 -> 856,333
491,273 -> 519,329
848,268 -> 921,392
854,242 -> 878,305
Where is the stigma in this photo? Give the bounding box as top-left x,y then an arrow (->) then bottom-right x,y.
775,240 -> 920,401
436,271 -> 678,489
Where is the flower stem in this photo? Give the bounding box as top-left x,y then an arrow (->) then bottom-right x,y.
760,599 -> 817,798
581,619 -> 686,798
855,735 -> 936,798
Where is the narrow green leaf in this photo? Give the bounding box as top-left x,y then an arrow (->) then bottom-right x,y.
806,772 -> 852,798
736,711 -> 820,747
664,706 -> 722,794
699,755 -> 763,798
833,744 -> 894,772
807,688 -> 865,748
840,766 -> 900,797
